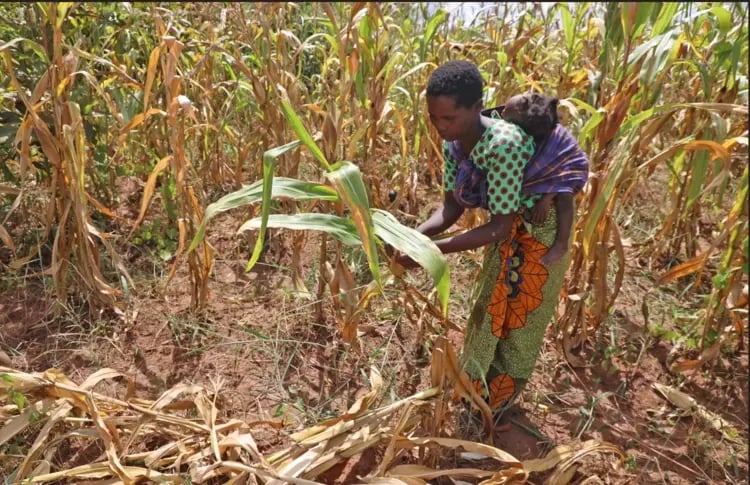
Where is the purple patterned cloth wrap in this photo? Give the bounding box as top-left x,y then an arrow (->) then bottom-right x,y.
522,124 -> 589,196
449,141 -> 489,210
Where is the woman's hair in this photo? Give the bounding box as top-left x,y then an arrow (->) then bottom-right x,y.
426,60 -> 484,108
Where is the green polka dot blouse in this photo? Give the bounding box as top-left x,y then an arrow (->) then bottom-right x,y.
442,118 -> 540,215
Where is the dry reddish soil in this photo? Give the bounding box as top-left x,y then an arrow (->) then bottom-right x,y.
1,206 -> 748,484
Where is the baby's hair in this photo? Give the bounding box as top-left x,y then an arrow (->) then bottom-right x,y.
514,92 -> 559,141
426,60 -> 484,108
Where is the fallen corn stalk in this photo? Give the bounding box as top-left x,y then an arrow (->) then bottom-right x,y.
1,357 -> 624,484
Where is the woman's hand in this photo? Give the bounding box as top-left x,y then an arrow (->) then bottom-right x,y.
395,253 -> 420,269
384,242 -> 395,258
529,194 -> 554,225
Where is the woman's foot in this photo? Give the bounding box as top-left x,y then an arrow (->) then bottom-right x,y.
540,243 -> 568,267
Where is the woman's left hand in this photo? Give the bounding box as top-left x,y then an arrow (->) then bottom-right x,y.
395,254 -> 420,269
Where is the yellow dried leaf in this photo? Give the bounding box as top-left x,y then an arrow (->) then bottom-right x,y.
143,46 -> 161,110
522,442 -> 577,472
655,252 -> 709,286
386,464 -> 495,480
269,442 -> 327,484
345,366 -> 383,417
395,437 -> 521,465
80,368 -> 126,390
653,383 -> 741,442
545,440 -> 622,485
30,464 -> 179,482
436,337 -> 495,436
129,155 -> 172,238
85,393 -> 133,483
547,464 -> 578,485
195,392 -> 221,462
684,140 -> 730,161
0,224 -> 15,252
358,478 -> 427,485
16,401 -> 74,479
0,399 -> 52,446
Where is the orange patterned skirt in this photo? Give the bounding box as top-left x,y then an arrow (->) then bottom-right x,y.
462,210 -> 568,413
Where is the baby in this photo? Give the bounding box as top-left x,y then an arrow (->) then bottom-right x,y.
486,92 -> 589,267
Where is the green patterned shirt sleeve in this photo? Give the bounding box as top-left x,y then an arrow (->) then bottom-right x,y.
442,141 -> 458,192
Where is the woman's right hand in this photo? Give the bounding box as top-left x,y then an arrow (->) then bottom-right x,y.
529,194 -> 553,224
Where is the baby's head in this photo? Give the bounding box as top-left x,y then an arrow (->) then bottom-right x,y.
501,92 -> 559,141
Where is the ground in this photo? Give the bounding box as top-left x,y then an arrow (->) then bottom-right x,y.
1,194 -> 748,484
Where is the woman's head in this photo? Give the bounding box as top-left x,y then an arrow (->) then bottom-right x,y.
501,92 -> 559,141
426,60 -> 484,141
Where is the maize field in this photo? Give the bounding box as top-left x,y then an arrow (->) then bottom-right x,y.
0,2 -> 747,484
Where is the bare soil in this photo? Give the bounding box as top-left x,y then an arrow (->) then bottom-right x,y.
1,203 -> 747,484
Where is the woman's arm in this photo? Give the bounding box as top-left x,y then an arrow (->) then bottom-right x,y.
397,211 -> 515,268
415,191 -> 465,237
433,212 -> 514,254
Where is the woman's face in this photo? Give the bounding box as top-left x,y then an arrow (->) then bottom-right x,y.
426,95 -> 481,142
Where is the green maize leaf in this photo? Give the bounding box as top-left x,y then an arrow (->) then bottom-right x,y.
371,209 -> 450,316
566,97 -> 599,116
579,110 -> 605,145
619,107 -> 654,134
674,59 -> 712,99
0,37 -> 48,63
279,95 -> 331,171
55,3 -> 75,28
393,61 -> 436,89
709,6 -> 732,35
420,8 -> 447,60
633,3 -> 656,38
652,3 -> 679,36
629,30 -> 677,70
358,10 -> 372,44
727,37 -> 744,89
559,4 -> 575,52
647,30 -> 679,85
238,213 -> 361,247
326,161 -> 381,285
245,140 -> 303,272
355,64 -> 366,104
686,147 -> 710,211
599,4 -> 623,71
714,40 -> 733,68
189,176 -> 338,252
620,2 -> 653,40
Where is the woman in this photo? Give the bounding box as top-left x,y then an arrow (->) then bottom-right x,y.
396,60 -> 583,416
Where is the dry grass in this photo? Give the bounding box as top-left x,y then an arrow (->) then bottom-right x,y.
1,342 -> 627,484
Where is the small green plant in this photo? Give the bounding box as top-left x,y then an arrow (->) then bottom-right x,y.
132,219 -> 179,262
624,454 -> 638,472
574,391 -> 614,439
167,315 -> 215,346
